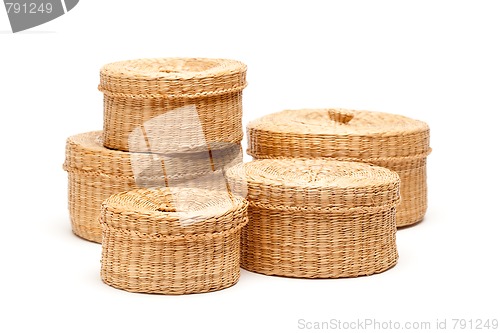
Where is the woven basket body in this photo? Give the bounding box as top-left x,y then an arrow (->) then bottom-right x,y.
226,159 -> 400,278
99,58 -> 247,153
100,188 -> 248,294
63,131 -> 242,243
247,109 -> 431,227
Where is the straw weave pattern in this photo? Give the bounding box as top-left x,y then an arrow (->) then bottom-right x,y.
100,188 -> 248,294
99,58 -> 247,152
247,108 -> 430,227
226,159 -> 400,278
63,131 -> 242,243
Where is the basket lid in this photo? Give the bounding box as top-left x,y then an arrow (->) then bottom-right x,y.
247,108 -> 430,159
99,58 -> 247,99
63,131 -> 242,179
101,187 -> 248,236
226,159 -> 400,210
63,131 -> 136,176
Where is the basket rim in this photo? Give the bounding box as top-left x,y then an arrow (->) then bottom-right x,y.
99,58 -> 247,98
101,187 -> 248,234
64,131 -> 242,175
226,159 -> 401,210
247,108 -> 430,137
100,57 -> 247,80
227,159 -> 400,191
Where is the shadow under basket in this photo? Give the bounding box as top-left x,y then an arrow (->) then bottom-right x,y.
63,131 -> 242,243
226,159 -> 401,279
246,108 -> 431,227
100,187 -> 248,295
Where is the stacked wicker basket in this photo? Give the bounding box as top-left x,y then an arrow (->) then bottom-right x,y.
64,58 -> 431,294
226,159 -> 401,278
247,108 -> 431,227
64,58 -> 249,294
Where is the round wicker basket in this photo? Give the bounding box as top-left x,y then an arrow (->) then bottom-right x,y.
226,159 -> 400,279
99,58 -> 247,153
63,131 -> 242,243
247,108 -> 431,227
100,187 -> 248,294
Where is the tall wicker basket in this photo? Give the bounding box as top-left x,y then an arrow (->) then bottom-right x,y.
63,131 -> 242,243
226,159 -> 401,278
100,187 -> 248,294
99,58 -> 247,153
247,108 -> 431,227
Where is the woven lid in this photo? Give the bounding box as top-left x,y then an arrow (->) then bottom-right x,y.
99,58 -> 247,99
101,187 -> 248,236
247,108 -> 430,159
63,131 -> 242,179
226,159 -> 400,210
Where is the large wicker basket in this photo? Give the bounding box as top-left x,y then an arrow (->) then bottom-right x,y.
99,58 -> 247,153
100,187 -> 248,294
226,159 -> 400,279
247,108 -> 431,227
63,131 -> 242,243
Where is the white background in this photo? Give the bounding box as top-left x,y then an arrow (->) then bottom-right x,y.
1,1 -> 499,332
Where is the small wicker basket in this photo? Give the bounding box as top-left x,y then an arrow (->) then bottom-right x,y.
99,58 -> 247,153
100,187 -> 248,294
63,131 -> 241,243
226,159 -> 400,279
247,108 -> 431,227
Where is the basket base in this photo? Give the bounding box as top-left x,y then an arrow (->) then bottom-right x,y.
71,223 -> 101,243
241,259 -> 398,279
396,216 -> 425,229
101,272 -> 240,295
396,207 -> 426,228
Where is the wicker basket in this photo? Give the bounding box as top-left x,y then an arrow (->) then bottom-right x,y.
63,131 -> 242,243
100,187 -> 248,294
226,159 -> 400,278
99,58 -> 247,153
247,108 -> 431,227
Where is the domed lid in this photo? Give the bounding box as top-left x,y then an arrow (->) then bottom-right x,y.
101,187 -> 248,236
63,131 -> 139,176
226,159 -> 400,210
99,58 -> 247,99
63,131 -> 242,179
247,108 -> 430,159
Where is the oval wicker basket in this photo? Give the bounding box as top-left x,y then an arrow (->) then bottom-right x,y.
63,131 -> 242,243
100,187 -> 248,295
99,58 -> 247,153
226,159 -> 400,279
247,108 -> 431,227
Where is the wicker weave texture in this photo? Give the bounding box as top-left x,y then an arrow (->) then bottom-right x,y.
100,188 -> 248,294
226,159 -> 400,278
63,131 -> 242,243
99,58 -> 247,153
247,108 -> 431,227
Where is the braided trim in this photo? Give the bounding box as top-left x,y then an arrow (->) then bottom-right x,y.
248,200 -> 400,213
63,164 -> 224,180
98,83 -> 247,99
101,218 -> 248,241
248,148 -> 432,162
